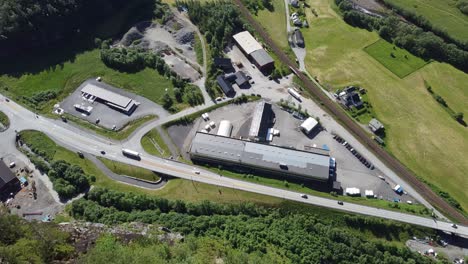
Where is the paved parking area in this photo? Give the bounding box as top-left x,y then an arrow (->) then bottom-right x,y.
60,79 -> 168,130
225,45 -> 293,96
169,98 -> 416,203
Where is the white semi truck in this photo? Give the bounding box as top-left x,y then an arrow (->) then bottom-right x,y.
122,148 -> 141,160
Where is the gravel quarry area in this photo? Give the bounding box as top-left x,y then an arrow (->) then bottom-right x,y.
119,16 -> 201,81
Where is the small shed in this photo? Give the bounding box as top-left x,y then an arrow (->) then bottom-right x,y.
235,71 -> 249,86
217,120 -> 233,137
369,118 -> 384,133
300,117 -> 318,134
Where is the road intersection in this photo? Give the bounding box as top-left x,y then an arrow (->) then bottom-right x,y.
1,94 -> 467,236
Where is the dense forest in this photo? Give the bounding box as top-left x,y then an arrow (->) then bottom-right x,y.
336,0 -> 468,73
376,0 -> 468,50
457,0 -> 468,15
0,0 -> 156,55
67,187 -> 444,264
176,0 -> 247,97
0,209 -> 73,263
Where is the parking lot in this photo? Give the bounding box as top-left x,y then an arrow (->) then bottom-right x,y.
168,100 -> 416,203
225,44 -> 293,96
60,79 -> 168,130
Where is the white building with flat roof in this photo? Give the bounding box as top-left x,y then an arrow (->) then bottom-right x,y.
300,117 -> 318,134
80,83 -> 138,114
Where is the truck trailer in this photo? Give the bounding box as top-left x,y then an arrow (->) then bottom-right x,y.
122,149 -> 141,160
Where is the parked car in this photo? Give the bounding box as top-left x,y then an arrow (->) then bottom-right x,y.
77,151 -> 84,158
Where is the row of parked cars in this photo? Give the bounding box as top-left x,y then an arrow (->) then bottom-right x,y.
333,134 -> 375,170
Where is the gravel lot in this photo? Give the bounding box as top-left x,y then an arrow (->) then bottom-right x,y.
60,79 -> 167,130
2,154 -> 63,221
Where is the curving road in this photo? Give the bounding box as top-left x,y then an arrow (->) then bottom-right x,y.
1,96 -> 467,236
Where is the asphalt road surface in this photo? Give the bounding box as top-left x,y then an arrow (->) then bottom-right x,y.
1,96 -> 467,236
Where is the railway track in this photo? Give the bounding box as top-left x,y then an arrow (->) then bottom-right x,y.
232,0 -> 467,224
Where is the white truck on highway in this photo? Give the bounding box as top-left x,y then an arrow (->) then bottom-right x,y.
122,148 -> 141,160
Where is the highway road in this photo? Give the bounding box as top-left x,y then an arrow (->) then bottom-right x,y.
1,95 -> 467,236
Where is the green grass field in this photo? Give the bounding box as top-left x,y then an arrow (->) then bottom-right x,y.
19,130 -> 282,205
0,49 -> 178,114
0,110 -> 9,129
141,129 -> 172,158
64,114 -> 156,140
364,39 -> 429,78
253,0 -> 289,50
98,157 -> 161,182
384,0 -> 468,43
295,0 -> 468,212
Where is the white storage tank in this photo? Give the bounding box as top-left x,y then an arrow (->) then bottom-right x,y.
217,120 -> 233,137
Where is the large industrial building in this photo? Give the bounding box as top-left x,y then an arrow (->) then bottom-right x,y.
233,31 -> 274,72
248,101 -> 273,141
190,132 -> 331,182
80,82 -> 139,115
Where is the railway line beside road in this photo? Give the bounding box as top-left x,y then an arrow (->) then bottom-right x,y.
232,0 -> 467,224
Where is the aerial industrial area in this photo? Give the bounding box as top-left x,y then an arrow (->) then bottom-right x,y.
0,0 -> 467,262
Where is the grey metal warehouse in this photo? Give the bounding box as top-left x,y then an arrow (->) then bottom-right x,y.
80,83 -> 139,115
248,101 -> 273,141
190,132 -> 331,181
233,31 -> 274,72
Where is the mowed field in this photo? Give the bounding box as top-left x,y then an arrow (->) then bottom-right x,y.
384,0 -> 468,43
0,49 -> 176,113
253,0 -> 289,50
364,39 -> 428,78
297,0 -> 468,212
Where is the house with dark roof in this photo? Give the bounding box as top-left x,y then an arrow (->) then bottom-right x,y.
293,29 -> 304,48
216,75 -> 235,97
0,161 -> 19,194
214,58 -> 233,72
338,87 -> 363,109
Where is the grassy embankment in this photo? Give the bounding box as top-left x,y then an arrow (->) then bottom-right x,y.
19,130 -> 282,205
297,0 -> 468,212
64,114 -> 156,140
98,157 -> 161,182
0,110 -> 9,129
0,49 -> 182,115
141,129 -> 172,158
383,0 -> 468,43
201,165 -> 431,216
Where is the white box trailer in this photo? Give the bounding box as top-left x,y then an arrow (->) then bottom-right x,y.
288,88 -> 302,102
122,148 -> 141,160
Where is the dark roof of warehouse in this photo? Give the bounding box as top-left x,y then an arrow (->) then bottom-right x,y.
0,161 -> 17,190
250,49 -> 274,67
214,58 -> 233,69
190,132 -> 330,181
216,75 -> 234,95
